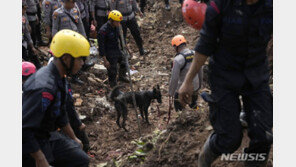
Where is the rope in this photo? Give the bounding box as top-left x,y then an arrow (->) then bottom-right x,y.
118,24 -> 142,137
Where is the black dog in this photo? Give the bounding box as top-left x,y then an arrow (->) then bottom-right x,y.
109,85 -> 162,131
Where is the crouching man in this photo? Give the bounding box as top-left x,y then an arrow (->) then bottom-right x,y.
22,29 -> 90,167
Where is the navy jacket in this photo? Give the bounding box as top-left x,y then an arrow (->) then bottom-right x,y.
195,0 -> 273,90
22,63 -> 69,154
98,22 -> 122,57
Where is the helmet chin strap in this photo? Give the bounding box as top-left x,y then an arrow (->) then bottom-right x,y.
60,56 -> 75,76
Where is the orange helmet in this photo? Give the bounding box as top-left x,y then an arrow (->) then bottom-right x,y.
182,0 -> 207,30
172,35 -> 187,47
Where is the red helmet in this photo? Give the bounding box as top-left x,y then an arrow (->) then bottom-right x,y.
182,0 -> 207,30
22,61 -> 36,76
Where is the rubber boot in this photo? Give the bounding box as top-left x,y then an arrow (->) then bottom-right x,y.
198,135 -> 219,167
118,70 -> 129,83
71,74 -> 84,85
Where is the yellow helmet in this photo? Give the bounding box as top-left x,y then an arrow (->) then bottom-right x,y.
108,10 -> 123,22
50,29 -> 90,58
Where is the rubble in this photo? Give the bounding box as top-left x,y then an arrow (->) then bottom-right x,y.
35,0 -> 273,166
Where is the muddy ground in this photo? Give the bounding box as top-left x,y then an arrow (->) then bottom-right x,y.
38,0 -> 273,166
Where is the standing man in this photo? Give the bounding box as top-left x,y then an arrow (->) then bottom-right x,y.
26,0 -> 44,46
52,0 -> 87,84
179,0 -> 273,166
110,0 -> 147,56
23,1 -> 42,69
76,0 -> 91,39
90,0 -> 111,32
52,0 -> 86,37
169,35 -> 202,112
98,10 -> 129,87
22,30 -> 90,167
42,0 -> 64,42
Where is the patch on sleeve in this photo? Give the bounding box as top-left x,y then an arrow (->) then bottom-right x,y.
68,89 -> 73,97
42,98 -> 51,111
42,92 -> 54,101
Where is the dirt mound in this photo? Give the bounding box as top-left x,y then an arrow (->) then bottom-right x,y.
142,110 -> 208,167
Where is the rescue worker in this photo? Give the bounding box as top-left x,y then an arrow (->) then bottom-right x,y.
98,10 -> 129,87
178,0 -> 273,166
52,0 -> 88,84
23,1 -> 42,69
26,0 -> 44,46
22,61 -> 36,85
22,30 -> 90,167
52,0 -> 86,37
169,35 -> 202,112
36,0 -> 47,46
90,0 -> 111,32
46,58 -> 90,152
110,0 -> 148,56
76,0 -> 91,39
42,0 -> 64,42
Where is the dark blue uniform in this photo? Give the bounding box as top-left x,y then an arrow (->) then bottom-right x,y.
22,63 -> 89,167
98,22 -> 127,87
195,0 -> 273,158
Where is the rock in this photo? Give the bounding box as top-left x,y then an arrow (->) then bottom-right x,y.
88,77 -> 97,84
94,77 -> 103,83
79,115 -> 87,120
94,64 -> 107,72
158,72 -> 169,76
73,93 -> 80,98
205,125 -> 213,131
96,162 -> 107,167
134,62 -> 141,67
75,98 -> 83,106
85,93 -> 93,97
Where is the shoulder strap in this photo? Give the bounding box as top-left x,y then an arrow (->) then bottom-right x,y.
64,10 -> 78,26
179,50 -> 195,71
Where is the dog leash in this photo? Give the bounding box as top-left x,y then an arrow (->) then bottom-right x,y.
118,25 -> 142,137
167,96 -> 173,124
